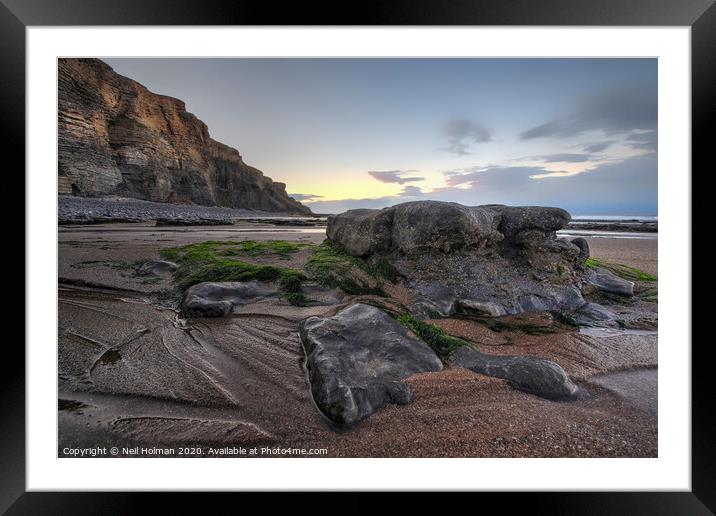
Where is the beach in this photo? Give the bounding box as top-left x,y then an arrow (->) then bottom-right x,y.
58,221 -> 657,457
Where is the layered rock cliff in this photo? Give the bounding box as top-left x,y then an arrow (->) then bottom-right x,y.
58,58 -> 310,214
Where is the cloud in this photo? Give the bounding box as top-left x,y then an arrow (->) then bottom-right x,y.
305,154 -> 656,215
289,193 -> 323,202
582,141 -> 616,153
400,185 -> 423,197
625,130 -> 657,151
443,165 -> 557,188
302,195 -> 402,213
534,153 -> 592,163
435,154 -> 656,213
520,85 -> 657,140
368,170 -> 425,184
301,184 -> 424,213
442,119 -> 492,155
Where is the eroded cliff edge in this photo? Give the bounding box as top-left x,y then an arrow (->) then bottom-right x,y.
58,58 -> 310,214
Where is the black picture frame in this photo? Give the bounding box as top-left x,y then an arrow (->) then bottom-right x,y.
4,0 -> 712,512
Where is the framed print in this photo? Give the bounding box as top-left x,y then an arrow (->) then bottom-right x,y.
5,0 -> 713,512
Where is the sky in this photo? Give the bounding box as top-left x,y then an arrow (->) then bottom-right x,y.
103,58 -> 657,215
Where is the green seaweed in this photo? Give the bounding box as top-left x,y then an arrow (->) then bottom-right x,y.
304,240 -> 385,295
637,285 -> 659,303
172,260 -> 305,292
159,239 -> 309,263
283,291 -> 308,306
368,258 -> 400,283
396,314 -> 470,358
159,240 -> 306,295
585,257 -> 657,282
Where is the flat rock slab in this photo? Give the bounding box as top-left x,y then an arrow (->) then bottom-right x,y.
181,281 -> 279,317
137,260 -> 178,276
299,303 -> 443,429
586,267 -> 635,297
450,346 -> 579,400
411,280 -> 586,319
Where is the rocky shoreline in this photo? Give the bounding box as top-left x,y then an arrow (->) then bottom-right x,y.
58,200 -> 657,456
58,195 -> 323,225
567,219 -> 657,233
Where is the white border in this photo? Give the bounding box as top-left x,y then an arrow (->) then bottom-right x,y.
27,27 -> 691,491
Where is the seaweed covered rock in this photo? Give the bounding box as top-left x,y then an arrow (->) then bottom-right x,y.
299,303 -> 443,428
326,200 -> 586,318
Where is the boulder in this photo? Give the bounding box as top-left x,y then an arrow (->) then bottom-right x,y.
390,201 -> 502,254
488,205 -> 571,237
586,267 -> 635,297
571,237 -> 590,263
326,201 -> 504,257
574,302 -> 616,325
325,200 -> 596,319
326,208 -> 394,257
137,260 -> 178,276
181,281 -> 278,317
326,201 -> 573,258
450,346 -> 579,400
299,303 -> 443,428
541,238 -> 582,260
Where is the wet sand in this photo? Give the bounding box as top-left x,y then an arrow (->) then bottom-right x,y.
578,235 -> 657,277
58,224 -> 657,457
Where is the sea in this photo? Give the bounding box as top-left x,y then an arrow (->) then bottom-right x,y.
569,215 -> 658,222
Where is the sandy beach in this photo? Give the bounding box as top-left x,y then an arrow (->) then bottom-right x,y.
57,222 -> 657,457
584,237 -> 658,277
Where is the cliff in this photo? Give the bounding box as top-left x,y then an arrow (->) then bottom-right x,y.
58,58 -> 311,214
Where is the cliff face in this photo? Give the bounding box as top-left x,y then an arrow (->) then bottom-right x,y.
58,58 -> 311,214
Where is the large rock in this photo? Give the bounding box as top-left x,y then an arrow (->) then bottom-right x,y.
299,304 -> 443,428
327,201 -> 503,257
586,267 -> 635,297
571,237 -> 590,263
181,281 -> 279,317
327,201 -> 574,259
488,205 -> 571,237
390,201 -> 502,254
58,58 -> 310,214
326,208 -> 394,257
325,200 -> 592,318
450,346 -> 579,400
